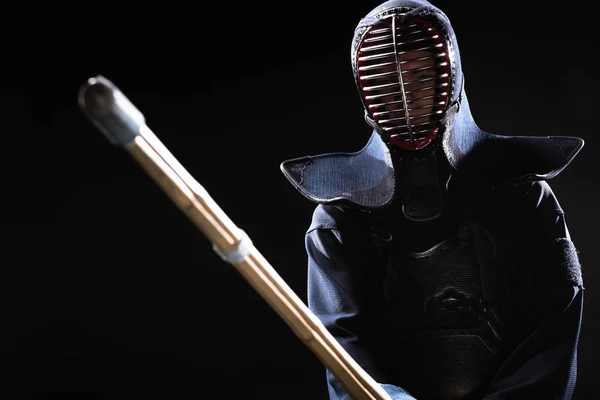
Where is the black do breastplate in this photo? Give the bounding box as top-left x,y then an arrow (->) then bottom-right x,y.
370,217 -> 509,400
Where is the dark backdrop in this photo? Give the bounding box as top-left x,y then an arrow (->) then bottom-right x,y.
6,1 -> 597,399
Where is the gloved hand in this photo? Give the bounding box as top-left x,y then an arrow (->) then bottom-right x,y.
380,384 -> 417,400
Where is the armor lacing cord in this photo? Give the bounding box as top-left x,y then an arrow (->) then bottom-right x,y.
212,230 -> 253,264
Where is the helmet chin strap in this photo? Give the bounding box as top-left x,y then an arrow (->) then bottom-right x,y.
364,110 -> 385,135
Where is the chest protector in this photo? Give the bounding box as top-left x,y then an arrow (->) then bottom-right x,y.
365,195 -> 514,400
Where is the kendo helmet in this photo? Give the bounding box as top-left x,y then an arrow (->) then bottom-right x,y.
352,1 -> 461,151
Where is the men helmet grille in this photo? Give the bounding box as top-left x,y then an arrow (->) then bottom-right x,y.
357,13 -> 452,150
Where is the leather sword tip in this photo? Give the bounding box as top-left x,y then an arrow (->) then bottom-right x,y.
77,75 -> 145,147
77,75 -> 116,117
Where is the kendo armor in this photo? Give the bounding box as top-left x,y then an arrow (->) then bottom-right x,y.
280,0 -> 584,399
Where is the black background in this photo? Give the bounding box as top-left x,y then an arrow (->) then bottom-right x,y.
6,1 -> 598,399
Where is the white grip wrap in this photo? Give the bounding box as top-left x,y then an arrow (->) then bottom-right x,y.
213,230 -> 253,264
